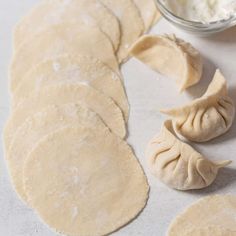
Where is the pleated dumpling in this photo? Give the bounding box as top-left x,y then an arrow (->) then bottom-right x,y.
146,120 -> 231,190
129,34 -> 203,91
161,70 -> 235,142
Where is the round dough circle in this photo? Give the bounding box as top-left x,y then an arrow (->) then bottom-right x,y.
10,22 -> 118,92
24,125 -> 149,236
100,0 -> 144,62
14,0 -> 121,52
168,195 -> 236,236
4,84 -> 126,152
7,103 -> 107,203
13,55 -> 129,120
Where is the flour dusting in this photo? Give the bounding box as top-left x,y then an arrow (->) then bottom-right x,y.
71,206 -> 79,219
53,61 -> 61,72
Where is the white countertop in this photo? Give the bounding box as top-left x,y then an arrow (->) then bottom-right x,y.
1,1 -> 236,236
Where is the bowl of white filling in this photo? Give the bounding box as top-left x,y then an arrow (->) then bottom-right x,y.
156,0 -> 236,35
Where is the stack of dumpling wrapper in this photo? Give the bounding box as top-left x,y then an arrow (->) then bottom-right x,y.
3,1 -> 161,236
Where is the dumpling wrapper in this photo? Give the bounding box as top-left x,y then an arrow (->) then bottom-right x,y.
168,195 -> 236,236
129,34 -> 203,91
100,0 -> 144,63
12,55 -> 129,121
23,125 -> 149,236
133,0 -> 161,32
13,0 -> 121,52
6,103 -> 107,203
10,22 -> 118,92
146,120 -> 231,190
4,84 -> 126,152
161,69 -> 235,142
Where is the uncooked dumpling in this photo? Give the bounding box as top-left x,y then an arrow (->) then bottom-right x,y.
129,34 -> 203,91
100,0 -> 144,62
161,70 -> 235,142
146,120 -> 231,190
14,0 -> 121,52
12,55 -> 129,121
168,195 -> 236,236
23,125 -> 149,236
4,84 -> 126,152
6,103 -> 107,203
10,22 -> 118,92
133,0 -> 161,31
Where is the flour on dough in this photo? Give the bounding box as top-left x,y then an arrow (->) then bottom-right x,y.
24,125 -> 149,236
7,104 -> 107,203
10,22 -> 118,92
168,195 -> 236,236
12,55 -> 129,121
14,0 -> 120,52
4,84 -> 126,152
100,0 -> 144,63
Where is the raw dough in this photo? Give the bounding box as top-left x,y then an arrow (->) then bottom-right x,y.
168,195 -> 236,236
184,227 -> 236,236
4,83 -> 126,152
161,70 -> 235,142
12,55 -> 129,121
7,103 -> 107,203
152,8 -> 162,26
100,0 -> 144,63
133,0 -> 161,31
14,0 -> 121,52
10,22 -> 118,92
146,120 -> 231,190
23,125 -> 149,236
129,34 -> 203,91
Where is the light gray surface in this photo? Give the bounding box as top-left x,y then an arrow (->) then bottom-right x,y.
1,1 -> 236,236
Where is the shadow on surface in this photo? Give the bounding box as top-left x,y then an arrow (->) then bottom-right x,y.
189,167 -> 236,195
205,26 -> 236,43
186,56 -> 216,99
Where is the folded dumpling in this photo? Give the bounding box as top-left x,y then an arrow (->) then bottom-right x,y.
161,70 -> 235,142
146,120 -> 231,190
129,34 -> 203,91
